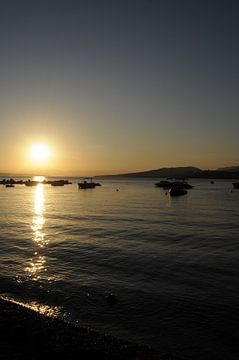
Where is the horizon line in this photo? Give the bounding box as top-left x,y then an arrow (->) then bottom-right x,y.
1,164 -> 239,178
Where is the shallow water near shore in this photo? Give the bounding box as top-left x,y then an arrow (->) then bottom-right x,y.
1,178 -> 239,359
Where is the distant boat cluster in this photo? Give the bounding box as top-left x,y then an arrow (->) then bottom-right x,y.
0,177 -> 102,189
1,178 -> 239,195
0,178 -> 72,187
155,179 -> 239,196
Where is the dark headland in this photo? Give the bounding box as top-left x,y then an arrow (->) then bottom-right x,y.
0,297 -> 179,360
96,166 -> 239,179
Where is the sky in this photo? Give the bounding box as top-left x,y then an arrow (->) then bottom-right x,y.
0,0 -> 238,176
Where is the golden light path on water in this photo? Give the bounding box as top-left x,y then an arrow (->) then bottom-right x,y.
22,181 -> 62,317
32,183 -> 47,247
25,182 -> 48,280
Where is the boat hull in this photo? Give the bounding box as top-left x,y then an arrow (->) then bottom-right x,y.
169,188 -> 188,196
78,183 -> 96,189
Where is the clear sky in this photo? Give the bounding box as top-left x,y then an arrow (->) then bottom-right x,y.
0,0 -> 238,175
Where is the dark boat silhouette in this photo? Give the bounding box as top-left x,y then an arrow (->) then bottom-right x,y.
25,180 -> 38,186
78,178 -> 101,189
232,182 -> 239,189
169,187 -> 188,196
155,180 -> 193,189
51,180 -> 66,186
155,180 -> 171,188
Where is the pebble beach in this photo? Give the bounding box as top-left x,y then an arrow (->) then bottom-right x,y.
0,297 -> 179,360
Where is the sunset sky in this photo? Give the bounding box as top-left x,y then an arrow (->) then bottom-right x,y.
0,0 -> 238,176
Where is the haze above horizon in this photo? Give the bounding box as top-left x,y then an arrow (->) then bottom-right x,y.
0,1 -> 238,176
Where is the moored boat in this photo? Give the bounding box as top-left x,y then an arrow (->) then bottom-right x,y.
155,180 -> 193,189
169,187 -> 188,196
155,180 -> 171,188
51,180 -> 66,186
171,181 -> 193,189
78,178 -> 101,189
25,180 -> 38,186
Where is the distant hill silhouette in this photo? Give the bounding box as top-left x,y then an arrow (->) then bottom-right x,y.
97,166 -> 239,179
217,165 -> 239,172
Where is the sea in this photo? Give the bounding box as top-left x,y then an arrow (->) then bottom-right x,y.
0,177 -> 239,359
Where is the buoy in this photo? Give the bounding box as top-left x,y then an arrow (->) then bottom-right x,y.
105,293 -> 118,306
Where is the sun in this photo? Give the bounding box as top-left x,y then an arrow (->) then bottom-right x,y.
29,143 -> 52,163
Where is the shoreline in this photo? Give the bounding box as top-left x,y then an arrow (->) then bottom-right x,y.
0,297 -> 179,360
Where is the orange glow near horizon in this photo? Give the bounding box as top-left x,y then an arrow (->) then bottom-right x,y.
0,135 -> 237,177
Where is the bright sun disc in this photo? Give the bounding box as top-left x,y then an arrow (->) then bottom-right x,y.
30,143 -> 51,163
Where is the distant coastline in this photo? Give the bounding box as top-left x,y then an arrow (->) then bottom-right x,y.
96,166 -> 239,179
1,165 -> 239,180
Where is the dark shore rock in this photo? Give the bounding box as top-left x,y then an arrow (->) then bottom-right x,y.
0,298 -> 179,360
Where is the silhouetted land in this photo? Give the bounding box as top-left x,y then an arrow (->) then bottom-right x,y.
0,298 -> 179,360
97,166 -> 239,179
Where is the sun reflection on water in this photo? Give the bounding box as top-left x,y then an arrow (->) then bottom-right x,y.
25,255 -> 46,281
31,183 -> 48,247
25,183 -> 49,280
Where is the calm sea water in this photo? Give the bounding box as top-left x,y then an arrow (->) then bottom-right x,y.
0,178 -> 239,359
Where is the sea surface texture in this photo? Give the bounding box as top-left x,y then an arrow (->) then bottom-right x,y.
0,178 -> 239,359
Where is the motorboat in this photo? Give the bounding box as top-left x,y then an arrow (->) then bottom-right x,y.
155,180 -> 193,189
51,180 -> 66,186
5,184 -> 15,188
25,180 -> 38,186
155,180 -> 171,188
169,187 -> 188,196
171,181 -> 193,189
78,178 -> 101,189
